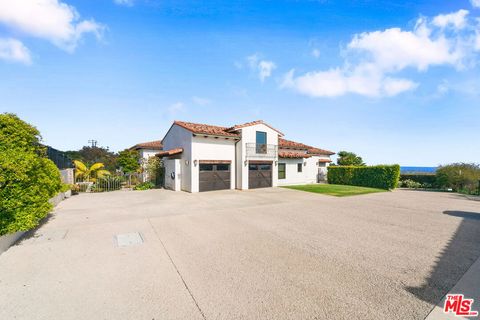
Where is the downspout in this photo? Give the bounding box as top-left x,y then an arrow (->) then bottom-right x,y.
234,138 -> 241,190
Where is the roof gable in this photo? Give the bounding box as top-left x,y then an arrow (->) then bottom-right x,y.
227,120 -> 284,136
174,121 -> 240,137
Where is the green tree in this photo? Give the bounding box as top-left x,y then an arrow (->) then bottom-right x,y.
336,151 -> 366,166
65,146 -> 117,172
0,113 -> 61,236
73,160 -> 110,182
436,163 -> 480,194
117,149 -> 140,173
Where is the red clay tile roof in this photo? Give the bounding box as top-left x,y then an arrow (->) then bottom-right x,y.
279,138 -> 335,155
279,138 -> 311,150
278,151 -> 312,159
227,120 -> 284,136
130,140 -> 163,150
174,121 -> 240,137
307,147 -> 335,156
156,148 -> 183,157
317,158 -> 332,163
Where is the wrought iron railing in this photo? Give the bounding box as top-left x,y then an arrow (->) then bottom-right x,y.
246,143 -> 277,158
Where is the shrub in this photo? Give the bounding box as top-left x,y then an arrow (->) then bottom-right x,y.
398,179 -> 422,189
328,165 -> 400,190
400,174 -> 436,186
146,157 -> 164,186
435,163 -> 480,194
134,182 -> 155,190
60,183 -> 71,193
0,114 -> 62,236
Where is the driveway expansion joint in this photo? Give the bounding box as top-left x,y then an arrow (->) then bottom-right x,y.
147,218 -> 207,320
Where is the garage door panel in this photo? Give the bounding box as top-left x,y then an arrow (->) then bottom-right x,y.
199,163 -> 231,192
248,163 -> 272,189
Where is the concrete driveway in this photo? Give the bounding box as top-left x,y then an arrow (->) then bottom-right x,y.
0,188 -> 479,320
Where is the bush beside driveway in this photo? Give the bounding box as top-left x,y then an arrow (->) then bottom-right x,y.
0,188 -> 479,320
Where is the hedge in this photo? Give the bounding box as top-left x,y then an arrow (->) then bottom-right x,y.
0,114 -> 62,236
399,174 -> 436,185
328,165 -> 400,190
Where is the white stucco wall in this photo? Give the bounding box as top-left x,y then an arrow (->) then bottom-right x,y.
139,149 -> 158,160
311,155 -> 330,181
236,124 -> 280,190
164,159 -> 181,191
191,136 -> 237,192
277,155 -> 331,186
162,124 -> 193,192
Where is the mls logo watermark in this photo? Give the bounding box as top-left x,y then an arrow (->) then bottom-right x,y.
443,294 -> 478,317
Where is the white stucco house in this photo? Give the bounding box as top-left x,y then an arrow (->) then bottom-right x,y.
130,140 -> 163,182
156,120 -> 334,192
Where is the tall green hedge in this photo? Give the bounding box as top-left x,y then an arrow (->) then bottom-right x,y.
0,114 -> 61,236
328,165 -> 400,190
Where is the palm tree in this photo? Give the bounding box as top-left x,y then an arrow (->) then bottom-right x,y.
74,160 -> 110,182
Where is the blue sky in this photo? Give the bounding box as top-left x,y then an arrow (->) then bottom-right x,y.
1,0 -> 479,166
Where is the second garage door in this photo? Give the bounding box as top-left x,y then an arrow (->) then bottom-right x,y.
199,162 -> 231,192
248,162 -> 272,189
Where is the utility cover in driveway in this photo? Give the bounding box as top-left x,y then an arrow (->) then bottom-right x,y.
115,232 -> 143,247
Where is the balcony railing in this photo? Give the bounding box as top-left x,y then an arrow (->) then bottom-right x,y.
246,143 -> 277,158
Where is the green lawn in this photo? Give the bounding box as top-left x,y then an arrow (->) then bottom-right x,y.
282,184 -> 387,197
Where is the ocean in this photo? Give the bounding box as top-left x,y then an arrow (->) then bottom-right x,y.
400,166 -> 437,174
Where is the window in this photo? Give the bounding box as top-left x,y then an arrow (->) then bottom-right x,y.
278,163 -> 286,179
297,163 -> 303,172
199,164 -> 213,171
216,164 -> 230,171
256,131 -> 267,154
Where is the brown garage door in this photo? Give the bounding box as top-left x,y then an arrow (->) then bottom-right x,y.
248,162 -> 272,189
199,162 -> 231,192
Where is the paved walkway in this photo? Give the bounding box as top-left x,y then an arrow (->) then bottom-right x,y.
0,188 -> 479,319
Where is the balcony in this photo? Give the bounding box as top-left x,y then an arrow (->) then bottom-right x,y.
246,143 -> 277,158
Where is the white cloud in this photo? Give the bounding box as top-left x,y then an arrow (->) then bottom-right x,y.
0,38 -> 31,64
433,9 -> 469,30
347,20 -> 462,72
114,0 -> 134,6
246,53 -> 276,82
0,0 -> 104,52
382,77 -> 419,96
471,0 -> 480,8
311,48 -> 320,58
281,67 -> 417,98
283,9 -> 479,98
192,96 -> 211,106
258,60 -> 276,82
168,102 -> 185,115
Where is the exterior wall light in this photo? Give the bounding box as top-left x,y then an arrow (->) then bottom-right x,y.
274,160 -> 278,166
304,161 -> 307,166
185,160 -> 190,166
193,160 -> 198,166
244,160 -> 248,166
